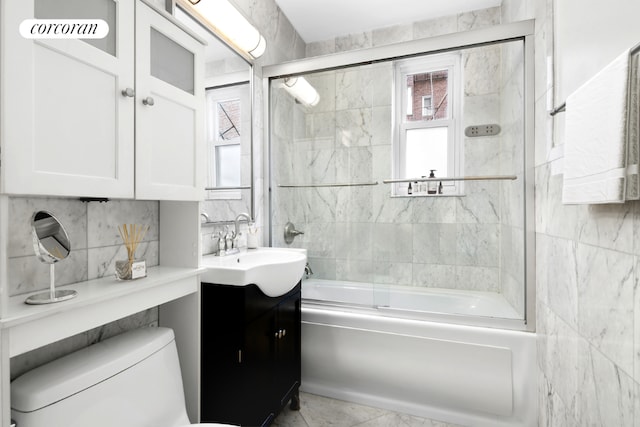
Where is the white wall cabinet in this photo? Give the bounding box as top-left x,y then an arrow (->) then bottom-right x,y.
135,2 -> 205,201
0,0 -> 204,201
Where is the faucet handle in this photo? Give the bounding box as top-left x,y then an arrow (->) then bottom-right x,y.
284,222 -> 304,244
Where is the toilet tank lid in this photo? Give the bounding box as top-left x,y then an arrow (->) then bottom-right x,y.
11,327 -> 175,412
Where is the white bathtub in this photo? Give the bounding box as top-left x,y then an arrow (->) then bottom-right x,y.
300,279 -> 537,426
302,278 -> 520,319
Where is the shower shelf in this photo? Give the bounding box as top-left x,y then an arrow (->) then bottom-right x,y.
278,181 -> 379,188
383,175 -> 517,184
205,186 -> 251,190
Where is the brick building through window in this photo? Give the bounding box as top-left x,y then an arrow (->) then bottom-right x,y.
406,70 -> 448,121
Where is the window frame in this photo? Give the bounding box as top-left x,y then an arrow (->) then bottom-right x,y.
393,53 -> 463,196
205,85 -> 245,200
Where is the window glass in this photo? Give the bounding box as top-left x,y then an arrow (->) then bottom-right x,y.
405,127 -> 448,178
406,70 -> 448,121
35,0 -> 116,56
150,28 -> 195,94
216,99 -> 241,141
215,144 -> 241,187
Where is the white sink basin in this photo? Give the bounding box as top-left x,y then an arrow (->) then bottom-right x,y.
200,247 -> 307,297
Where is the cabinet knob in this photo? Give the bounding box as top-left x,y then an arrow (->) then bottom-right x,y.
121,87 -> 135,97
281,329 -> 286,337
142,96 -> 155,106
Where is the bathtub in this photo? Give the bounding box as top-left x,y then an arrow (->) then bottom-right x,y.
302,278 -> 521,319
300,279 -> 537,426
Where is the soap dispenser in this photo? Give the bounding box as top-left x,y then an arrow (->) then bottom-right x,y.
427,170 -> 437,194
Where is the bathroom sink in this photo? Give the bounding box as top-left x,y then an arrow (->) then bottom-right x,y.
200,247 -> 307,297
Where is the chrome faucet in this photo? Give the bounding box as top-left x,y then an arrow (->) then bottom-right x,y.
200,212 -> 210,223
304,262 -> 313,277
234,212 -> 251,237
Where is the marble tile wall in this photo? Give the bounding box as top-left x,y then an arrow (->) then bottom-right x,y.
502,0 -> 640,424
8,197 -> 159,296
200,0 -> 307,251
7,196 -> 160,376
306,7 -> 500,57
271,6 -> 527,309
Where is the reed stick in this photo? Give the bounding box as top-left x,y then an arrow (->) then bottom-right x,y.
118,224 -> 149,263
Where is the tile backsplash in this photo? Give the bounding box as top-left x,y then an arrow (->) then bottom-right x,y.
7,196 -> 160,376
8,197 -> 159,296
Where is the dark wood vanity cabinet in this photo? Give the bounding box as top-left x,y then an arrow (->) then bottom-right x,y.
201,281 -> 301,427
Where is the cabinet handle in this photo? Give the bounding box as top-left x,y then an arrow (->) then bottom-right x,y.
121,87 -> 135,97
281,329 -> 286,337
142,96 -> 155,106
238,349 -> 242,364
275,331 -> 280,338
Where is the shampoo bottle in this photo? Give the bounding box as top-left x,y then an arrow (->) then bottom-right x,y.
427,170 -> 437,194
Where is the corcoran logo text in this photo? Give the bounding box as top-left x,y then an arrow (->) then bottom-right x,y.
19,19 -> 109,39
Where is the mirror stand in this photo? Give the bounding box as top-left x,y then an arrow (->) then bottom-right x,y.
25,210 -> 77,305
25,264 -> 77,305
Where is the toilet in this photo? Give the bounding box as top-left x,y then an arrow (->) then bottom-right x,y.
11,327 -> 236,427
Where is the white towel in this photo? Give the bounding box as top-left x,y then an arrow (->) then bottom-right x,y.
562,47 -> 640,204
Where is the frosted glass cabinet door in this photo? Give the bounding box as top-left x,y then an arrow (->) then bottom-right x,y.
135,2 -> 205,201
0,0 -> 135,198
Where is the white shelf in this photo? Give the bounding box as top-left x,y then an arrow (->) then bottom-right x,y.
2,266 -> 204,357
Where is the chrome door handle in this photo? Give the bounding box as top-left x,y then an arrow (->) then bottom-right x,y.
121,87 -> 135,97
142,96 -> 155,106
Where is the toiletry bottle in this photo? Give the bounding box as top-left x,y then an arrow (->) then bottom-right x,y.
438,181 -> 443,194
419,176 -> 427,193
218,234 -> 225,256
407,182 -> 413,195
247,223 -> 258,249
427,170 -> 437,194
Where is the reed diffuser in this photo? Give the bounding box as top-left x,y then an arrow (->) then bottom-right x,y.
115,224 -> 149,280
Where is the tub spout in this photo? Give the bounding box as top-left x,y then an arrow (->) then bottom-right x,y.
304,262 -> 313,277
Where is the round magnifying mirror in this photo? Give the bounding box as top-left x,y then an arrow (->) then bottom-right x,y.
25,210 -> 77,305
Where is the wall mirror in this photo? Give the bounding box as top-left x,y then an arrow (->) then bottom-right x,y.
26,210 -> 77,305
174,2 -> 254,222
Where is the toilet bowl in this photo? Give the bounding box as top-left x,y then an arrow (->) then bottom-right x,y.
11,327 -> 236,427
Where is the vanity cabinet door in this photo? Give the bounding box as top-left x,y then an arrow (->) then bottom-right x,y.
134,2 -> 205,201
0,0 -> 135,198
274,291 -> 301,408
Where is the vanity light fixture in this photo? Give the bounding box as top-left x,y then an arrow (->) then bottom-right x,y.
283,76 -> 320,107
182,0 -> 266,59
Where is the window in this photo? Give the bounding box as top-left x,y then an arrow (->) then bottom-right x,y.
206,85 -> 246,199
421,95 -> 433,118
393,54 -> 462,195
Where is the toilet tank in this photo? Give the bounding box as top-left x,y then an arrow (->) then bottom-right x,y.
11,327 -> 192,427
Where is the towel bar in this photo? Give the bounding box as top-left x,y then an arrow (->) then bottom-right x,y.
278,181 -> 379,188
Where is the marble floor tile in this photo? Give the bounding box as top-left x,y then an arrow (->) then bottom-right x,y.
272,392 -> 465,427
